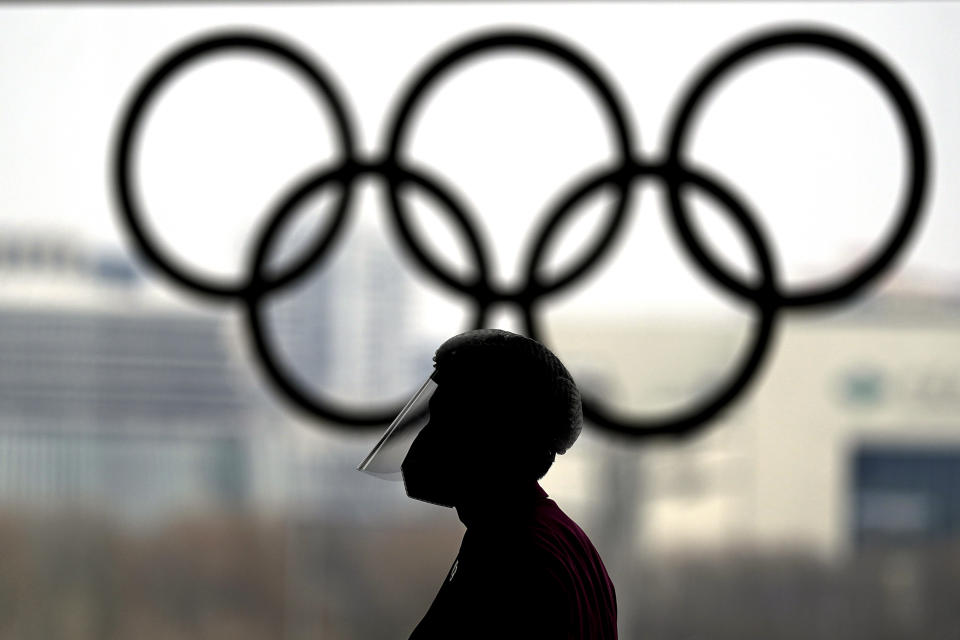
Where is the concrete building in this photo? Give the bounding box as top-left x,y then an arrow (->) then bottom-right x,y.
0,228 -> 430,525
549,288 -> 960,558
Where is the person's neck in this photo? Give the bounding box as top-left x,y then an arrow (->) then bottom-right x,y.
454,479 -> 541,529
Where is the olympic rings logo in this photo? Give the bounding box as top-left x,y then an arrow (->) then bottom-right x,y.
111,25 -> 929,439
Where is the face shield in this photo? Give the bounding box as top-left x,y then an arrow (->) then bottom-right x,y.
356,373 -> 438,480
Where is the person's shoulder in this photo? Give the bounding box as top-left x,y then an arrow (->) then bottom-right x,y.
528,497 -> 615,596
530,497 -> 599,556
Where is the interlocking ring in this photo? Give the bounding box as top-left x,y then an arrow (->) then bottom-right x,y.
111,25 -> 929,438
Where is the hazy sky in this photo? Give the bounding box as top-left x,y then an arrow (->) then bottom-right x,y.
1,2 -> 958,319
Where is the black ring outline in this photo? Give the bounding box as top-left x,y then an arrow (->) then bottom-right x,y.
112,31 -> 489,427
381,30 -> 637,307
112,32 -> 358,299
665,28 -> 930,309
242,160 -> 491,427
524,160 -> 780,438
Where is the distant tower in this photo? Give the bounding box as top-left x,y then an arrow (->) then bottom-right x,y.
265,220 -> 431,410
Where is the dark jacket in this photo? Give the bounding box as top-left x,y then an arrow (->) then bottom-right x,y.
409,482 -> 618,639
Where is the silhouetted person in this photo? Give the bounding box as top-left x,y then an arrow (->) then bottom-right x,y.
358,329 -> 617,639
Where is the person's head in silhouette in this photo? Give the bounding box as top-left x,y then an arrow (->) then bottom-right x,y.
400,329 -> 582,517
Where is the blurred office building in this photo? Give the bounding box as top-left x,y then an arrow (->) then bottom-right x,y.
266,223 -> 439,521
0,229 -> 429,526
552,282 -> 960,559
0,232 -> 269,524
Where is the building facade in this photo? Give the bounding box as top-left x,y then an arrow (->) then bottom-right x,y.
550,291 -> 960,558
